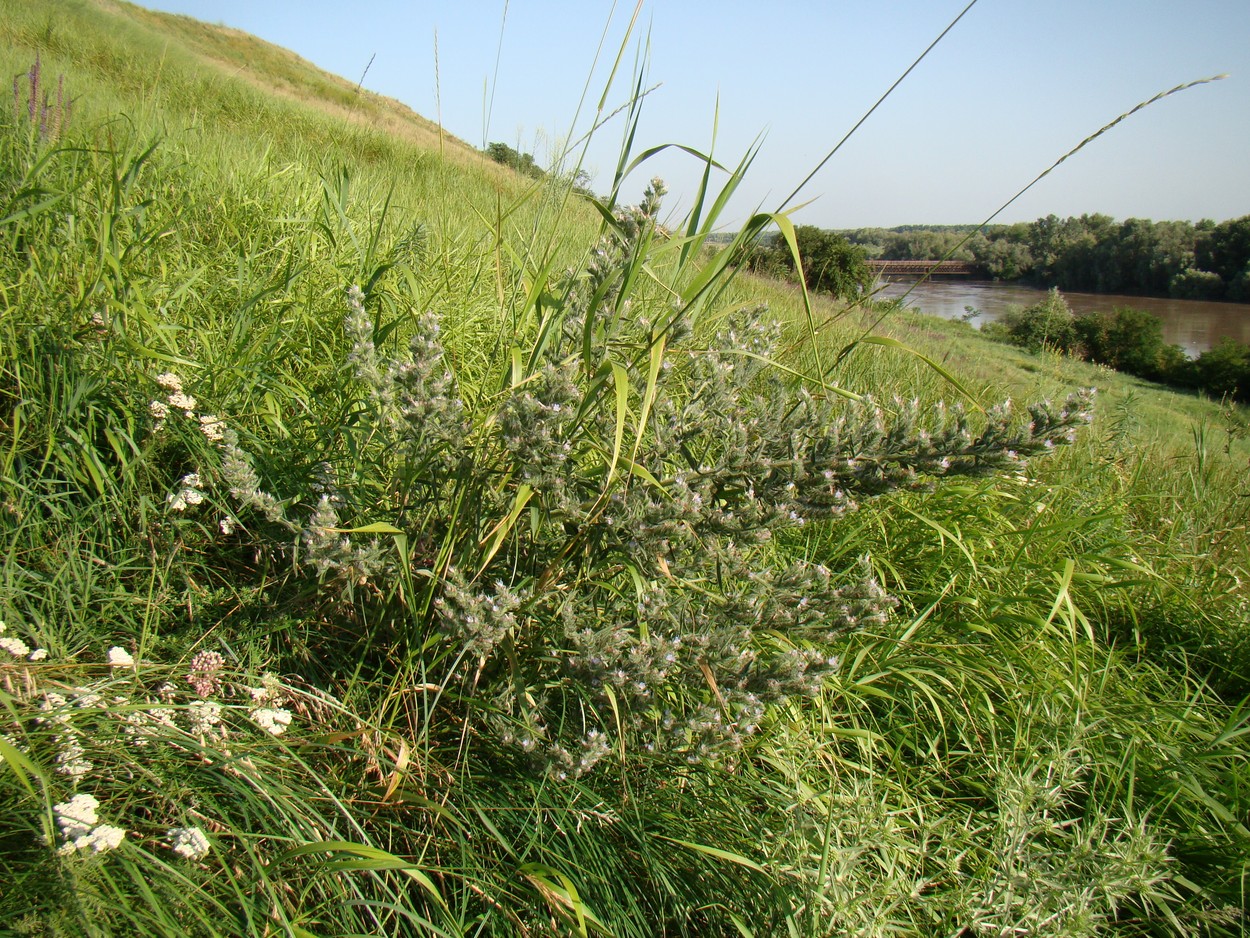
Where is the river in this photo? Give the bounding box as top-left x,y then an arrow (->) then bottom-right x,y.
874,278 -> 1250,357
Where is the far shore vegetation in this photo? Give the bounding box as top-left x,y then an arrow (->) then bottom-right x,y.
840,215 -> 1250,302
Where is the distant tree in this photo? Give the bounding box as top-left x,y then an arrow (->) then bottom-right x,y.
789,226 -> 872,300
1228,262 -> 1250,303
1196,216 -> 1250,286
485,141 -> 545,179
973,235 -> 1034,281
1170,268 -> 1224,300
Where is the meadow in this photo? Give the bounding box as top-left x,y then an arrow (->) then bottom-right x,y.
1,2 -> 1248,936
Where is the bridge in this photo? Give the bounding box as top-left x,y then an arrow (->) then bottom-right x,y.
866,259 -> 981,278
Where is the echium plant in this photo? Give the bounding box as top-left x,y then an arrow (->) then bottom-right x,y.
309,178 -> 1092,775
201,179 -> 1093,776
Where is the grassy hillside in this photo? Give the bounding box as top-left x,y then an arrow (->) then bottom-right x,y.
2,2 -> 1247,937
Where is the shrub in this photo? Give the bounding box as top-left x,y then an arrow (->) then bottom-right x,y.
1074,306 -> 1168,379
1192,337 -> 1250,401
999,288 -> 1078,353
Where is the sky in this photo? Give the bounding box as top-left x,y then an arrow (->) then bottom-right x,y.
130,0 -> 1250,230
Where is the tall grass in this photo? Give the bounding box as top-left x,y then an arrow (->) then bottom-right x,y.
2,2 -> 1248,936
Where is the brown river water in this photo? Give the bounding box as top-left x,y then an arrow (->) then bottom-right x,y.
874,278 -> 1250,357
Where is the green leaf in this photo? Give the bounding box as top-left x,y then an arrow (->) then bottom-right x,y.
478,484 -> 533,575
653,835 -> 768,874
278,841 -> 447,909
339,521 -> 404,535
0,728 -> 44,798
606,360 -> 630,484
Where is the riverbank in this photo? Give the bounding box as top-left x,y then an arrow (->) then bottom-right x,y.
876,276 -> 1250,356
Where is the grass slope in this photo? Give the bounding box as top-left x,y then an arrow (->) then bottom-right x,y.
1,2 -> 1247,937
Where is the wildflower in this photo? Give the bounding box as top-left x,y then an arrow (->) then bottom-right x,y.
168,391 -> 197,418
168,473 -> 206,512
149,400 -> 170,423
54,794 -> 99,840
1,636 -> 31,658
58,822 -> 127,856
156,372 -> 183,392
36,692 -> 69,724
54,735 -> 92,778
28,648 -> 48,661
219,516 -> 236,535
168,826 -> 211,860
187,700 -> 222,735
106,646 -> 134,667
247,673 -> 286,705
199,414 -> 225,442
77,825 -> 126,854
218,429 -> 289,526
187,651 -> 224,698
250,707 -> 292,736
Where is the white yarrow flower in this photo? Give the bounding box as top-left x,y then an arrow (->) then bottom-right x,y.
82,824 -> 126,853
0,635 -> 31,658
54,794 -> 99,840
187,701 -> 222,735
167,391 -> 197,417
168,826 -> 211,860
250,707 -> 292,736
28,648 -> 48,661
60,824 -> 127,856
156,372 -> 183,392
199,414 -> 225,442
168,473 -> 206,512
106,646 -> 134,667
55,735 -> 93,778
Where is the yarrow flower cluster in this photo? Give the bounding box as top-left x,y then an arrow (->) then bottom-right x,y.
3,646 -> 315,871
1,633 -> 31,658
53,794 -> 126,856
168,826 -> 211,860
249,707 -> 292,736
155,371 -> 197,419
0,620 -> 44,661
36,691 -> 94,779
106,646 -> 134,667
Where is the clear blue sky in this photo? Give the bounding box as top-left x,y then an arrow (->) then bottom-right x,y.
132,0 -> 1249,230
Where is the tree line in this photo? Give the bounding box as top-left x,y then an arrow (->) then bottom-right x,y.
840,215 -> 1250,302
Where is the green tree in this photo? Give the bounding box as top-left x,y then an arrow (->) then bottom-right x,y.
780,226 -> 873,300
1196,216 -> 1250,288
1170,268 -> 1223,300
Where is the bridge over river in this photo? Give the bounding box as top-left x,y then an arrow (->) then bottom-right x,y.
867,259 -> 981,278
